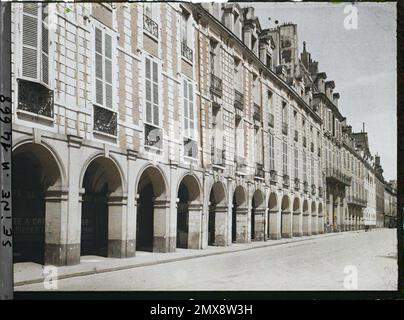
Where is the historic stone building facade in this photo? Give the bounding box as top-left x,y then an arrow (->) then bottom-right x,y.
11,2 -> 394,266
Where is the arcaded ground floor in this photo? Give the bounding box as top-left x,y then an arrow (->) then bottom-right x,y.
15,228 -> 397,291
12,128 -> 365,267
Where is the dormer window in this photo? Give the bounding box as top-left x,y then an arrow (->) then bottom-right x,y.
234,11 -> 240,38
266,53 -> 272,70
251,35 -> 257,53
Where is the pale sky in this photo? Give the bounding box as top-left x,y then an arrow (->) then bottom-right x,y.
250,2 -> 397,181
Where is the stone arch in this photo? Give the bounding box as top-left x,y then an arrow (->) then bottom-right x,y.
12,142 -> 66,265
136,163 -> 168,200
292,197 -> 302,237
80,156 -> 126,258
232,185 -> 248,243
318,202 -> 324,234
311,201 -> 317,215
12,138 -> 67,187
267,192 -> 279,239
208,181 -> 228,246
176,174 -> 202,249
268,192 -> 278,211
136,165 -> 170,253
318,202 -> 323,216
281,195 -> 292,238
311,201 -> 318,235
302,199 -> 311,236
251,189 -> 265,241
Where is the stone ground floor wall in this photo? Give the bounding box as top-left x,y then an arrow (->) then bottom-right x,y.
13,126 -> 328,266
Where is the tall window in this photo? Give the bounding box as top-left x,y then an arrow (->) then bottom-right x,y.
183,78 -> 195,139
255,128 -> 262,164
328,110 -> 332,132
235,118 -> 244,158
95,26 -> 113,109
144,56 -> 159,127
282,101 -> 288,123
210,40 -> 219,75
311,157 -> 315,185
21,3 -> 49,85
269,132 -> 275,170
282,140 -> 288,176
294,148 -> 299,180
181,9 -> 190,45
303,150 -> 307,182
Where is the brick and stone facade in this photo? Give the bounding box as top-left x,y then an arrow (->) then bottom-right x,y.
11,2 -> 394,266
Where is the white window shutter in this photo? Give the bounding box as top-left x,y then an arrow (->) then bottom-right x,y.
95,27 -> 103,106
188,82 -> 194,137
105,34 -> 112,109
145,57 -> 152,123
183,80 -> 188,135
22,3 -> 39,80
41,4 -> 49,84
152,61 -> 159,126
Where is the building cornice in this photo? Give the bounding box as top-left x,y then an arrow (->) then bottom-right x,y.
313,92 -> 344,121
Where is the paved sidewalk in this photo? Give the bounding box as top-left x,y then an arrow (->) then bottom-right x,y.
14,230 -> 363,287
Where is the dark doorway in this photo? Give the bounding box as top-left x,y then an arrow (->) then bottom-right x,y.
177,183 -> 189,248
12,152 -> 45,264
137,183 -> 154,251
81,164 -> 109,257
232,193 -> 237,243
208,191 -> 216,245
251,197 -> 256,240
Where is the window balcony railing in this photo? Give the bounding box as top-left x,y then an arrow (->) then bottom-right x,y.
18,79 -> 54,118
143,14 -> 159,39
303,181 -> 309,193
234,155 -> 246,171
94,105 -> 117,136
269,169 -> 277,184
268,113 -> 274,128
184,138 -> 198,159
283,174 -> 290,187
282,122 -> 288,135
211,145 -> 225,166
253,103 -> 261,122
181,41 -> 193,63
255,162 -> 264,178
294,130 -> 298,142
234,89 -> 244,111
347,195 -> 367,207
294,178 -> 300,190
325,166 -> 352,186
210,74 -> 223,97
144,123 -> 163,149
311,184 -> 316,195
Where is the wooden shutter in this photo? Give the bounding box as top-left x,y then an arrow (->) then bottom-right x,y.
105,33 -> 112,108
22,3 -> 39,80
188,82 -> 194,138
95,27 -> 103,106
145,57 -> 152,123
41,4 -> 49,84
183,80 -> 189,136
152,61 -> 159,126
